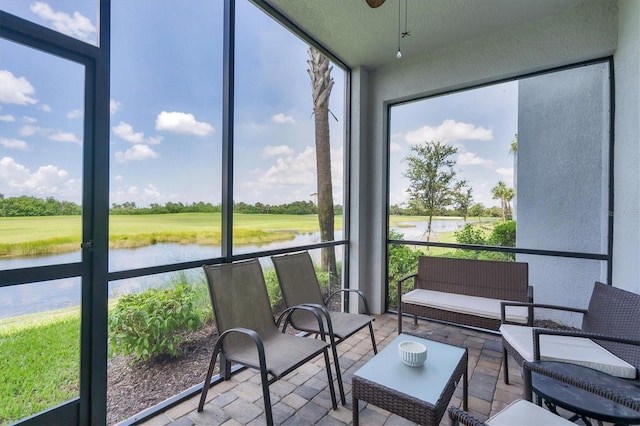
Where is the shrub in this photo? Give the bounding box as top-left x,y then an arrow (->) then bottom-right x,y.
454,224 -> 487,245
108,284 -> 207,362
489,220 -> 516,247
387,231 -> 421,307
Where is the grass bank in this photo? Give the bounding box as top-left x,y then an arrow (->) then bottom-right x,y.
0,213 -> 344,258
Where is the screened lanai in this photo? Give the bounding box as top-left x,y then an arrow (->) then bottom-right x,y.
1,0 -> 639,425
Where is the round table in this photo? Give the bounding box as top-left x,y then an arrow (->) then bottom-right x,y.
530,361 -> 640,426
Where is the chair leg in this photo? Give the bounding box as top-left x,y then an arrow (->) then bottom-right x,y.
259,369 -> 274,426
323,348 -> 338,410
328,335 -> 346,405
368,322 -> 378,355
220,352 -> 231,380
198,346 -> 221,411
503,347 -> 510,384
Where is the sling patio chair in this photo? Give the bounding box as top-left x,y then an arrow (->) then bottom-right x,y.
271,251 -> 378,405
197,258 -> 338,425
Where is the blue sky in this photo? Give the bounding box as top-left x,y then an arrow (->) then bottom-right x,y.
1,1 -> 515,209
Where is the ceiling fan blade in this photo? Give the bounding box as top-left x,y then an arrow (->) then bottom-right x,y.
366,0 -> 386,8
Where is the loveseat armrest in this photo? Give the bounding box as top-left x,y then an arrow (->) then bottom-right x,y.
396,273 -> 418,303
500,301 -> 587,326
396,273 -> 417,334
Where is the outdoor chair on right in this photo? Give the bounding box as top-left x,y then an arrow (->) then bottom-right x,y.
500,281 -> 640,385
448,360 -> 639,426
271,251 -> 378,404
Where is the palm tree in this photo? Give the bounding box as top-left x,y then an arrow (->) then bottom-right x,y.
308,47 -> 337,281
492,181 -> 509,221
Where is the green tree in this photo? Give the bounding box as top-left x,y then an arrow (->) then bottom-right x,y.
403,140 -> 461,242
308,47 -> 338,281
469,203 -> 485,222
454,184 -> 472,223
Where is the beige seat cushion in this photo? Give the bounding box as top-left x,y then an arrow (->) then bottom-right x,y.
402,289 -> 529,324
487,399 -> 573,425
500,324 -> 636,379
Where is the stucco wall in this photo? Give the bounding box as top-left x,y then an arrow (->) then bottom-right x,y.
613,0 -> 640,294
352,0 -> 624,313
517,65 -> 610,325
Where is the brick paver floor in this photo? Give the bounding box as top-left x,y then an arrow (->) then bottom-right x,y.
136,313 -> 527,426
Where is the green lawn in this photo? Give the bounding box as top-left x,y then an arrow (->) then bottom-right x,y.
0,311 -> 80,425
0,213 -> 343,257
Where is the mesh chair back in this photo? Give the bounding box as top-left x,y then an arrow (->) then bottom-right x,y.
203,259 -> 277,352
272,252 -> 326,307
583,281 -> 640,372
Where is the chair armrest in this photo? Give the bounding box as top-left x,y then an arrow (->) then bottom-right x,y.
216,327 -> 268,371
447,406 -> 486,426
324,288 -> 373,315
523,361 -> 640,411
531,328 -> 640,361
276,304 -> 328,339
500,301 -> 587,324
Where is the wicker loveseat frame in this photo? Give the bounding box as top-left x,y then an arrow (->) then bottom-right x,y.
397,257 -> 532,333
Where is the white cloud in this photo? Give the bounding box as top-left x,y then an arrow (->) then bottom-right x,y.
390,142 -> 403,153
0,137 -> 29,150
113,175 -> 123,182
263,145 -> 294,157
18,125 -> 80,143
0,156 -> 80,200
39,104 -> 52,112
23,116 -> 37,123
0,70 -> 38,105
30,2 -> 96,42
0,114 -> 15,122
496,167 -> 514,186
245,146 -> 343,193
144,184 -> 160,197
19,125 -> 39,137
67,109 -> 82,119
146,136 -> 163,145
405,119 -> 493,144
271,113 -> 295,124
112,122 -> 161,145
115,144 -> 159,163
110,99 -> 121,115
155,111 -> 214,136
50,131 -> 81,143
458,152 -> 492,166
113,122 -> 144,143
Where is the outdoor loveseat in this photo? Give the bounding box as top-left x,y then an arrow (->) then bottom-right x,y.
397,256 -> 532,333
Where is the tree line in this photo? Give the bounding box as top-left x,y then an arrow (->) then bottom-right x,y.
0,194 -> 343,217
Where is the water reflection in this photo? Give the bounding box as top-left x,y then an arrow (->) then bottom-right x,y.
0,220 -> 479,318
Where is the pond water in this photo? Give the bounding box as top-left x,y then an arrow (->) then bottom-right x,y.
0,220 -> 472,318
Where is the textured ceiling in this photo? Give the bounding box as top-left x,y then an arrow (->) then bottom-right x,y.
264,0 -> 585,69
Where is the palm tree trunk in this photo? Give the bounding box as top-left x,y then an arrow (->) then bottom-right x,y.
308,48 -> 337,282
